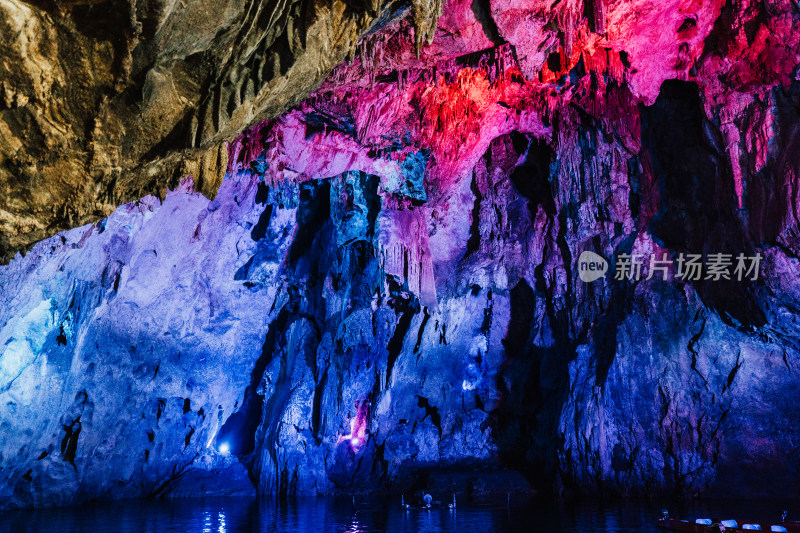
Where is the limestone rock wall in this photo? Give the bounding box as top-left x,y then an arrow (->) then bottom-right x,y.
1,0 -> 800,510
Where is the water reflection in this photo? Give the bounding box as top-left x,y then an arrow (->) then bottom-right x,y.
0,496 -> 797,533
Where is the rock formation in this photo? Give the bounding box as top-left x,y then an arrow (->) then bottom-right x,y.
1,0 -> 800,510
0,0 -> 441,261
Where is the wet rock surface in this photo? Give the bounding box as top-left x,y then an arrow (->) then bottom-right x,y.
1,0 -> 800,511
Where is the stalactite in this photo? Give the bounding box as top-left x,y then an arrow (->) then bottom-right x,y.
411,0 -> 444,54
594,0 -> 606,34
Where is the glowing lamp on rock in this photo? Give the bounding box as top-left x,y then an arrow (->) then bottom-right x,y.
218,442 -> 231,455
338,401 -> 369,451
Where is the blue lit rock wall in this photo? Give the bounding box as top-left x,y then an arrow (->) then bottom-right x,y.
2,88 -> 800,509
2,0 -> 800,508
0,180 -> 270,507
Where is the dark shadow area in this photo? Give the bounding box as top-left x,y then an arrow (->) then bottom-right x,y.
641,79 -> 765,329
490,278 -> 577,497
217,306 -> 291,456
509,133 -> 557,216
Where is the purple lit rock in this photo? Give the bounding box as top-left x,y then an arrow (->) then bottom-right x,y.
1,0 -> 800,512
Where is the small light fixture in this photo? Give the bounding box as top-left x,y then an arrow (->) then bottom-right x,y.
218,442 -> 230,455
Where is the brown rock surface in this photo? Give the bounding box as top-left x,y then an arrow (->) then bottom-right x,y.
0,0 -> 437,261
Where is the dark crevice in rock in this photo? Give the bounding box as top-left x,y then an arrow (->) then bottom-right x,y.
218,305 -> 291,456
413,306 -> 430,354
555,210 -> 574,307
386,273 -> 420,385
251,204 -> 274,241
642,80 -> 766,330
465,170 -> 482,257
289,181 -> 332,265
255,182 -> 270,204
362,174 -> 382,238
749,82 -> 800,248
594,234 -> 637,386
721,350 -> 742,394
56,326 -> 67,346
149,458 -> 197,498
626,156 -> 642,221
591,288 -> 630,387
311,366 -> 328,444
416,396 -> 442,437
470,0 -> 504,46
493,277 -> 577,495
386,310 -> 415,388
502,279 -> 535,356
304,108 -> 358,139
480,290 -> 493,336
184,426 -> 195,449
141,108 -> 198,162
583,0 -> 607,34
156,399 -> 166,421
60,416 -> 82,469
234,256 -> 256,281
510,136 -> 556,217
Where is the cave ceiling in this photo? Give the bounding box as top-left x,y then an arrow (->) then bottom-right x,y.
1,0 -> 798,261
